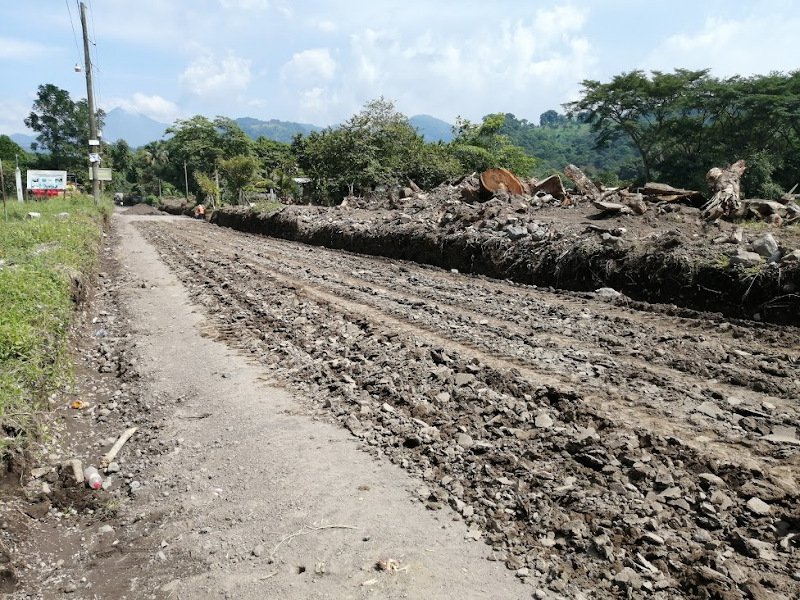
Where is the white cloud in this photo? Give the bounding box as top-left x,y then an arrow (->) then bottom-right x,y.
316,20 -> 338,33
180,51 -> 252,97
105,93 -> 181,123
0,100 -> 30,135
281,48 -> 337,83
643,13 -> 800,76
0,37 -> 53,60
339,4 -> 595,123
218,0 -> 270,9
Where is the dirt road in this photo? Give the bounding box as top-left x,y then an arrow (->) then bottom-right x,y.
15,213 -> 800,598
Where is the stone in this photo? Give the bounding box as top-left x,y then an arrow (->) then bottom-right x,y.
252,544 -> 264,557
455,433 -> 473,449
694,401 -> 724,419
729,248 -> 762,267
780,249 -> 800,263
504,225 -> 529,240
534,411 -> 554,428
595,287 -> 621,299
26,212 -> 42,219
454,373 -> 475,387
698,473 -> 726,488
746,497 -> 771,516
642,532 -> 665,545
751,233 -> 779,258
98,524 -> 114,534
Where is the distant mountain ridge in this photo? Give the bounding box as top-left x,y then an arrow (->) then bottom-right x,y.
409,114 -> 454,143
235,117 -> 322,143
12,109 -> 456,150
103,108 -> 169,147
10,133 -> 35,152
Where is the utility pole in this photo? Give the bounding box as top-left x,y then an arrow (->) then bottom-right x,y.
0,159 -> 7,221
184,161 -> 189,201
80,1 -> 100,205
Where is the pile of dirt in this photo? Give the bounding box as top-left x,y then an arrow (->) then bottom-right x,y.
124,203 -> 166,216
211,175 -> 800,324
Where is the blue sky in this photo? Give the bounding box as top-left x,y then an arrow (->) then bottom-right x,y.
1,0 -> 798,135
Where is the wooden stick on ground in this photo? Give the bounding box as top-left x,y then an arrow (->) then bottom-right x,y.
101,426 -> 138,467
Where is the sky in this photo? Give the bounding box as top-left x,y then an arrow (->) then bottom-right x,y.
1,0 -> 799,135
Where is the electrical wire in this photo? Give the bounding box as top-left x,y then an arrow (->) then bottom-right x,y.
85,0 -> 104,130
65,0 -> 82,63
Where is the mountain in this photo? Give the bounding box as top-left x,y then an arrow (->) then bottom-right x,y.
103,108 -> 169,147
409,114 -> 454,143
10,133 -> 35,152
235,117 -> 322,143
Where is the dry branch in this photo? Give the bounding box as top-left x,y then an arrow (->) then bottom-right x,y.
101,426 -> 138,467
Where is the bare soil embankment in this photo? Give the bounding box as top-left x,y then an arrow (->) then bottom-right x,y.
211,185 -> 800,325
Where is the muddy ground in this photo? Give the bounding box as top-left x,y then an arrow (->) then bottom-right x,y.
210,185 -> 800,324
4,207 -> 800,599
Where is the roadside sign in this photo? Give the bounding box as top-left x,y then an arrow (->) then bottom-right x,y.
88,168 -> 113,181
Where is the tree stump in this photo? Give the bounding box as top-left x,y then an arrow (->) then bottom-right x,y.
479,168 -> 524,198
701,160 -> 746,220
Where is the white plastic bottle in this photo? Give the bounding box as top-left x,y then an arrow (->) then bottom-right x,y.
83,466 -> 103,490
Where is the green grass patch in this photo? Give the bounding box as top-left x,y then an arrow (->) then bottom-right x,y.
0,196 -> 109,455
248,200 -> 283,215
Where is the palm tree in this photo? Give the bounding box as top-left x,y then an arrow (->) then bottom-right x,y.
141,142 -> 169,197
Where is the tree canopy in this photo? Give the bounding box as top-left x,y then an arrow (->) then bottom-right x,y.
566,69 -> 800,195
24,83 -> 105,178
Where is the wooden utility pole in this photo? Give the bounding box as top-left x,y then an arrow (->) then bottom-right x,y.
0,159 -> 7,221
183,161 -> 189,200
80,1 -> 100,205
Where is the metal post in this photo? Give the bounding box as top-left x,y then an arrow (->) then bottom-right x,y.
80,1 -> 100,205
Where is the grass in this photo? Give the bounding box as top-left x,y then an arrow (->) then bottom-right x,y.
0,195 -> 109,456
248,200 -> 283,215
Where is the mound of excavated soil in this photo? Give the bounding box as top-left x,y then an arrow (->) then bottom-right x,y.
213,194 -> 800,325
124,204 -> 166,216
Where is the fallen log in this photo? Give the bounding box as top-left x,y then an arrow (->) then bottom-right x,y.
592,200 -> 633,215
701,160 -> 746,221
643,182 -> 703,203
564,164 -> 600,198
530,174 -> 566,200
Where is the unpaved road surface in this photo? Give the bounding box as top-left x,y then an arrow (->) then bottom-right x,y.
13,213 -> 800,599
132,216 -> 799,599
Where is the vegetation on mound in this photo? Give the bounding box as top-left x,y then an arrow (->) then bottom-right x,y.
0,196 -> 108,456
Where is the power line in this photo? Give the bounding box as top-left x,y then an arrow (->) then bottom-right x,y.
65,0 -> 82,62
86,0 -> 103,123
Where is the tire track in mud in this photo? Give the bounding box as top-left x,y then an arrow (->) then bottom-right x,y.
137,220 -> 800,600
155,222 -> 799,463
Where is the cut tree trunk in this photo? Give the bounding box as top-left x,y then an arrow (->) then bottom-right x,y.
701,160 -> 747,221
530,174 -> 567,200
642,182 -> 703,204
479,168 -> 524,198
564,164 -> 600,198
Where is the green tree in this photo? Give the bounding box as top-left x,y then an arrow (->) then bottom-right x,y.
292,98 -> 449,202
218,155 -> 259,203
162,116 -> 253,195
24,83 -> 105,179
449,113 -> 537,176
565,69 -> 711,182
106,139 -> 134,193
0,136 -> 29,198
